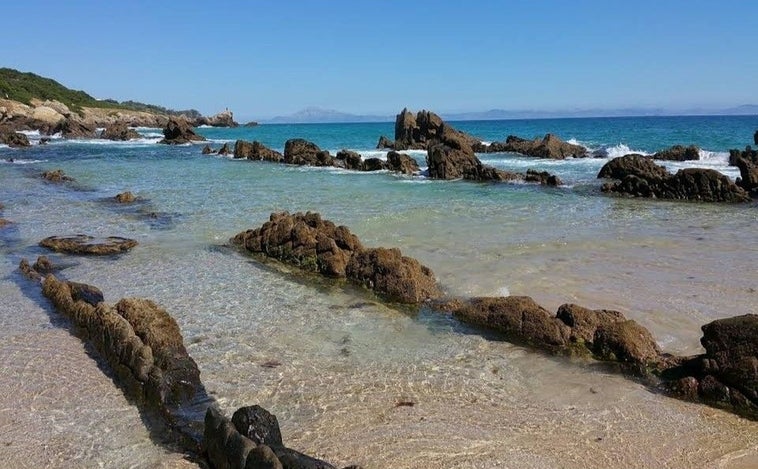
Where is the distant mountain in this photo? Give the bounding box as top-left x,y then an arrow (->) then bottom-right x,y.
719,104 -> 758,115
266,106 -> 390,124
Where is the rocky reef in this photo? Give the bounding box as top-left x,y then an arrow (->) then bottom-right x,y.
231,211 -> 441,303
39,234 -> 138,255
475,134 -> 588,159
598,154 -> 750,202
0,127 -> 30,147
101,121 -> 141,141
653,144 -> 700,161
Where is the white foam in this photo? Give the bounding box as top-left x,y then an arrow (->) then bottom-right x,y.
1,157 -> 48,164
17,130 -> 41,137
698,150 -> 729,165
591,143 -> 650,159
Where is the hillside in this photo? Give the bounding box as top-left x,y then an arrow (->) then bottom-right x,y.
0,67 -> 200,117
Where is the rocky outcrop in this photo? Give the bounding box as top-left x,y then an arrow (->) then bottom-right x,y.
754,130 -> 757,146
202,144 -> 215,155
39,235 -> 138,255
55,117 -> 97,139
386,151 -> 420,175
480,134 -> 588,159
663,315 -> 758,419
283,138 -> 334,166
0,129 -> 30,147
41,169 -> 74,182
734,156 -> 758,194
376,135 -> 394,150
335,150 -> 364,170
729,146 -> 758,166
524,169 -> 562,186
101,121 -> 141,141
217,143 -> 231,156
196,109 -> 238,127
158,118 -> 206,144
653,144 -> 700,161
234,140 -> 283,162
243,121 -> 259,127
598,154 -> 750,202
386,108 -> 481,151
114,191 -> 137,203
231,212 -> 440,303
427,142 -> 519,182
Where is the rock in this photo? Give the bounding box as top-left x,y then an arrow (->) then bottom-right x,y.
39,137 -> 50,145
754,130 -> 758,146
335,150 -> 363,170
386,151 -> 420,175
599,155 -> 750,203
597,154 -> 668,180
283,139 -> 333,166
41,169 -> 74,182
217,143 -> 231,156
556,303 -> 626,345
0,129 -> 31,147
592,320 -> 661,371
56,117 -> 97,139
346,247 -> 441,303
158,118 -> 206,144
114,191 -> 137,203
0,218 -> 11,228
247,445 -> 283,469
391,108 -> 481,151
243,121 -> 259,127
376,135 -> 394,150
234,140 -> 283,162
729,146 -> 758,166
68,281 -> 105,306
201,109 -> 238,127
450,296 -> 570,351
486,134 -> 587,159
361,157 -> 387,171
427,142 -> 519,182
700,314 -> 758,403
39,235 -> 138,255
524,169 -> 562,186
231,211 -> 363,277
32,255 -> 55,274
653,144 -> 700,161
231,405 -> 283,447
734,156 -> 758,194
202,144 -> 215,155
101,122 -> 141,141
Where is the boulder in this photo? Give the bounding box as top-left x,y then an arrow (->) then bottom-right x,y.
653,144 -> 700,161
39,235 -> 138,255
754,130 -> 757,146
386,151 -> 420,175
729,146 -> 758,166
283,138 -> 333,166
231,405 -> 283,447
427,143 -> 519,182
599,155 -> 750,203
217,143 -> 231,156
592,320 -> 661,371
202,144 -> 215,155
114,191 -> 137,203
700,314 -> 758,403
450,296 -> 570,351
234,140 -> 283,162
41,169 -> 74,182
101,122 -> 141,141
335,150 -> 363,170
56,117 -> 97,139
734,156 -> 758,194
392,108 -> 481,151
376,135 -> 395,150
0,129 -> 30,147
556,303 -> 626,345
486,134 -> 587,159
158,118 -> 206,144
524,169 -> 562,186
204,109 -> 238,127
346,247 -> 441,303
361,157 -> 387,171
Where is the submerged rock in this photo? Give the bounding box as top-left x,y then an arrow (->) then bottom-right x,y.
598,154 -> 750,202
524,169 -> 562,186
653,144 -> 700,161
101,121 -> 141,141
41,169 -> 74,182
39,234 -> 138,255
158,117 -> 206,144
114,191 -> 137,203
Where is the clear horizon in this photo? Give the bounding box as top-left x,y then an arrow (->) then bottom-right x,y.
2,1 -> 757,122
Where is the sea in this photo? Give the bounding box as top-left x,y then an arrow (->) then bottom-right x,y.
1,115 -> 757,468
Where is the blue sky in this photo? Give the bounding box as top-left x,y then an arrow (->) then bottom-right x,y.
2,1 -> 757,120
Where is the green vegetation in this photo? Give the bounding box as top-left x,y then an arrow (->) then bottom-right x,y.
0,67 -> 200,117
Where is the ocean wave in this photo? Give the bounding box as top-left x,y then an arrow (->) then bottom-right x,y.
590,143 -> 650,159
698,150 -> 729,165
1,157 -> 48,164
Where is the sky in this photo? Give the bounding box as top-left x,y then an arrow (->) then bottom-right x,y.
2,1 -> 757,121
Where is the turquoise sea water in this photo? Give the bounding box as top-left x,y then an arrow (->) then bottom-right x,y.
1,115 -> 757,468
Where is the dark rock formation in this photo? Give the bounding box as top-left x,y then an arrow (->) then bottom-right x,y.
202,144 -> 215,155
39,235 -> 138,255
101,122 -> 141,141
361,157 -> 387,171
39,137 -> 50,145
653,145 -> 700,161
0,129 -> 31,147
524,169 -> 562,186
243,121 -> 259,127
663,314 -> 758,419
389,108 -> 481,151
231,212 -> 440,304
754,130 -> 758,146
482,134 -> 587,159
386,151 -> 420,175
217,143 -> 231,156
284,139 -> 333,166
598,154 -> 750,202
376,135 -> 394,150
729,146 -> 758,166
114,191 -> 137,203
41,169 -> 74,182
232,405 -> 283,447
56,117 -> 97,139
335,150 -> 363,170
592,320 -> 662,371
426,142 -> 519,182
158,118 -> 206,144
734,156 -> 758,194
234,140 -> 283,162
555,303 -> 625,346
